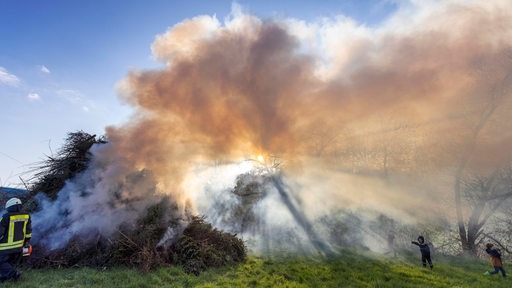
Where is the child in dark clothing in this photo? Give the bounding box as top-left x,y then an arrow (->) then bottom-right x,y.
484,243 -> 506,277
412,236 -> 433,269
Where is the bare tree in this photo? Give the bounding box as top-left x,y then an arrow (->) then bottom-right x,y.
304,120 -> 341,158
458,166 -> 512,255
454,50 -> 512,255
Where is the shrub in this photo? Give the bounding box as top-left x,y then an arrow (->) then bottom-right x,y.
170,216 -> 247,275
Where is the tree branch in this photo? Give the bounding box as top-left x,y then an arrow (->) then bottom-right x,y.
482,232 -> 512,254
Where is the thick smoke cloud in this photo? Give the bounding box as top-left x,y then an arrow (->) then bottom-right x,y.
33,1 -> 512,253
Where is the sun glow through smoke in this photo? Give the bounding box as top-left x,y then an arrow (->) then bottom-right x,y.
31,1 -> 512,255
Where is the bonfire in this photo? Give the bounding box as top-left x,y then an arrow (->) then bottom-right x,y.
21,131 -> 247,274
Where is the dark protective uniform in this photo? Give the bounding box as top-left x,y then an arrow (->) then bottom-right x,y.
0,204 -> 32,282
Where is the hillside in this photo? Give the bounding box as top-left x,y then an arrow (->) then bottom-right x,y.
5,249 -> 510,287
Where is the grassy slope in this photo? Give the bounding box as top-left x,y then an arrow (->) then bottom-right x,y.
4,249 -> 510,288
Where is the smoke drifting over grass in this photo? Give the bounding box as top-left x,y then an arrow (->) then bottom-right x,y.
33,1 -> 512,254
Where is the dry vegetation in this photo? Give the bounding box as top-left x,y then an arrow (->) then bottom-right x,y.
20,131 -> 247,274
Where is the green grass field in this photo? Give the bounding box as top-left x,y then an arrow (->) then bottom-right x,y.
3,249 -> 510,287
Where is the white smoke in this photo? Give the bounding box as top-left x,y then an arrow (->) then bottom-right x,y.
32,143 -> 162,250
30,0 -> 512,254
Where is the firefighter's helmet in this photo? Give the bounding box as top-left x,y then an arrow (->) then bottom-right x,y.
5,197 -> 22,209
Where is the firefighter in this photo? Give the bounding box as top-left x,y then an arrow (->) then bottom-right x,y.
0,197 -> 32,282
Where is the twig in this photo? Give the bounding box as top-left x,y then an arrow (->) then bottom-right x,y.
117,229 -> 139,248
19,176 -> 29,191
482,232 -> 512,254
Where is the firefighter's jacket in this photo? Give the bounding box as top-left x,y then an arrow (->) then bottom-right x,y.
0,210 -> 32,255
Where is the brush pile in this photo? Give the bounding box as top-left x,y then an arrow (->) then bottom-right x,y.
168,215 -> 247,275
28,131 -> 106,200
25,200 -> 246,273
20,131 -> 247,274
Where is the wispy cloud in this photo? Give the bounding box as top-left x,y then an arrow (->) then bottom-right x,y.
40,65 -> 51,74
56,89 -> 95,112
0,67 -> 20,86
27,92 -> 41,101
57,89 -> 82,102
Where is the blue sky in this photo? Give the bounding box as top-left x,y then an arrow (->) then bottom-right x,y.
0,0 -> 398,186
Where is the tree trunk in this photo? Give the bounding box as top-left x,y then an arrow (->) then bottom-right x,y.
454,99 -> 498,256
453,60 -> 511,256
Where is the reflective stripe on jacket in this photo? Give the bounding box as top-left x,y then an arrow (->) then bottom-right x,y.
0,212 -> 32,254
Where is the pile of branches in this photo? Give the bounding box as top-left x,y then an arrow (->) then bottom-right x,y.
28,131 -> 106,201
25,199 -> 174,271
25,201 -> 247,273
169,216 -> 247,275
23,130 -> 247,273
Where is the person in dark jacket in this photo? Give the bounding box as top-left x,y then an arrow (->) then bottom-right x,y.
484,243 -> 506,277
412,236 -> 433,269
0,197 -> 32,282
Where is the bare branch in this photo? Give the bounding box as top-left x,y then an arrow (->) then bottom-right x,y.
482,232 -> 512,254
